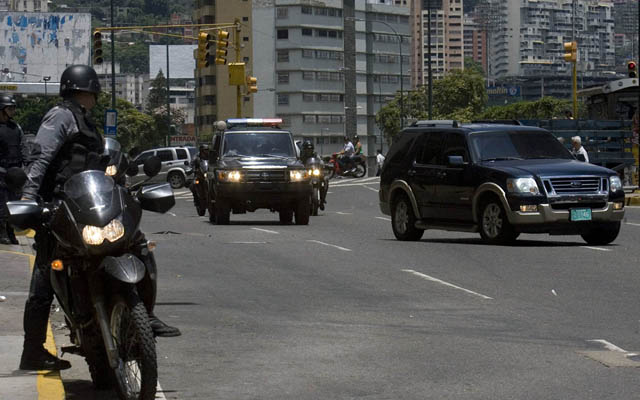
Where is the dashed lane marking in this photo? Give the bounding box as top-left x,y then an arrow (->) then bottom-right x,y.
402,269 -> 494,300
581,246 -> 611,252
307,240 -> 352,252
251,228 -> 280,234
376,216 -> 391,221
624,222 -> 640,227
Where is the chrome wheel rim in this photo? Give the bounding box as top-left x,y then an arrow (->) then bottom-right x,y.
169,174 -> 182,188
482,203 -> 502,239
394,201 -> 409,234
111,303 -> 142,398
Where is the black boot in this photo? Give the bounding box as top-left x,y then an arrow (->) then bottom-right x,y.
6,223 -> 18,245
149,314 -> 181,337
0,227 -> 11,245
19,345 -> 71,371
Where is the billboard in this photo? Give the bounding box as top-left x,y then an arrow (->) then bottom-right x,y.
149,45 -> 196,80
0,12 -> 91,82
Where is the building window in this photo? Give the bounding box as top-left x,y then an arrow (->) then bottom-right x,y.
318,115 -> 331,124
303,115 -> 316,123
276,7 -> 288,18
242,16 -> 249,21
278,94 -> 289,105
316,71 -> 330,80
301,5 -> 312,14
243,37 -> 249,42
277,29 -> 289,40
277,50 -> 289,62
277,72 -> 289,83
302,28 -> 312,36
302,71 -> 314,80
303,93 -> 314,102
302,49 -> 314,58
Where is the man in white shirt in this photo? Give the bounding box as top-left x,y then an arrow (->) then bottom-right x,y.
339,136 -> 355,172
376,149 -> 385,176
571,136 -> 589,163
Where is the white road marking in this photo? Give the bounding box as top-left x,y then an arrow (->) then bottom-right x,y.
307,240 -> 352,252
331,182 -> 380,188
581,246 -> 611,252
156,382 -> 167,400
376,216 -> 391,221
336,211 -> 352,215
364,185 -> 379,192
229,241 -> 268,244
551,289 -> 558,296
252,228 -> 280,234
402,269 -> 493,300
624,222 -> 640,227
168,212 -> 177,217
588,339 -> 627,353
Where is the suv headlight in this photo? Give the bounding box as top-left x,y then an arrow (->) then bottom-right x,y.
82,219 -> 125,245
506,178 -> 540,195
609,175 -> 622,192
217,170 -> 243,182
290,170 -> 308,182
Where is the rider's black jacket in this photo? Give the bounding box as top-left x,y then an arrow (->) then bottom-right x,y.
0,119 -> 27,170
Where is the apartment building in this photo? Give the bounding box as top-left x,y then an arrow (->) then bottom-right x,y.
6,0 -> 47,12
252,0 -> 409,156
463,14 -> 487,74
95,62 -> 145,108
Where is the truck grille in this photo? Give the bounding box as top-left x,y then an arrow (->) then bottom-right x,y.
244,169 -> 287,183
547,177 -> 602,194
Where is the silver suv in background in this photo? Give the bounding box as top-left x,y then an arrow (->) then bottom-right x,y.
130,146 -> 194,189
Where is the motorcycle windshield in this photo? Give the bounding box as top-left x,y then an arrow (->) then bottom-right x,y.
63,170 -> 121,227
104,138 -> 123,168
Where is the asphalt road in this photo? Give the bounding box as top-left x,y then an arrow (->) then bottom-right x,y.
57,177 -> 640,399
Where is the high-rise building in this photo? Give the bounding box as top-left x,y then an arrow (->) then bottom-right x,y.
463,14 -> 487,74
193,0 -> 254,138
7,0 -> 47,12
252,0 -> 409,156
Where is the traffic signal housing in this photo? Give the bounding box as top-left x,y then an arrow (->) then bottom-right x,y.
197,32 -> 211,68
92,30 -> 103,65
628,61 -> 637,78
563,41 -> 577,63
215,30 -> 229,65
246,75 -> 257,94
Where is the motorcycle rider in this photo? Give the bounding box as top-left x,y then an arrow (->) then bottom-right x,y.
19,65 -> 180,371
338,136 -> 355,173
0,94 -> 28,245
300,139 -> 328,210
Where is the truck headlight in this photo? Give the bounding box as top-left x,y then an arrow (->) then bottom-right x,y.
610,176 -> 622,192
290,170 -> 308,182
506,178 -> 540,195
82,219 -> 125,245
217,170 -> 243,182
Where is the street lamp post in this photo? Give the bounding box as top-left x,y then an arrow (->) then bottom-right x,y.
43,76 -> 50,96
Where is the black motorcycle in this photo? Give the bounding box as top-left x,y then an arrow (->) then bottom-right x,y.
305,156 -> 327,216
190,158 -> 209,216
8,141 -> 174,400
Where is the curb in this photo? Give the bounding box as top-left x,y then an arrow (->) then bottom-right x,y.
625,196 -> 640,206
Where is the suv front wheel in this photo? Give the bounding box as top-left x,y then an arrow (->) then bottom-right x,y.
581,222 -> 621,245
479,199 -> 517,245
391,194 -> 424,241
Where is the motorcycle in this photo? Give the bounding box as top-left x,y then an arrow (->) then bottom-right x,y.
305,157 -> 327,216
189,158 -> 209,216
326,153 -> 366,179
7,139 -> 174,400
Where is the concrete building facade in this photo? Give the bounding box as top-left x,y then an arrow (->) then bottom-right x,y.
95,62 -> 145,108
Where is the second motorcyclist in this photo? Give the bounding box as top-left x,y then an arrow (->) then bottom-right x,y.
300,139 -> 328,210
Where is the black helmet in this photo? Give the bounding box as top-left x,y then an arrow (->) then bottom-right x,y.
0,94 -> 16,110
59,65 -> 101,97
302,140 -> 314,151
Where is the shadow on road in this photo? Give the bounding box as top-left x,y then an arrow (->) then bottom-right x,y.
63,379 -> 118,399
379,237 -> 611,248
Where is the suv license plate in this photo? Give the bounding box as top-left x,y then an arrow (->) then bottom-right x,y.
570,208 -> 592,221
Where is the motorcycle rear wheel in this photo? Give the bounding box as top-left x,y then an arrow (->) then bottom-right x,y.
311,187 -> 319,216
353,164 -> 366,178
110,290 -> 157,400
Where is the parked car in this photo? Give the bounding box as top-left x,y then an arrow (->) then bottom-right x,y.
379,120 -> 625,245
130,146 -> 194,189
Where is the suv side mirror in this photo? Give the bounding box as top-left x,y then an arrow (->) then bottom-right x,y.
447,155 -> 465,167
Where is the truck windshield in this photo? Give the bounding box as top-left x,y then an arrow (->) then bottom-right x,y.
470,131 -> 573,162
222,132 -> 295,157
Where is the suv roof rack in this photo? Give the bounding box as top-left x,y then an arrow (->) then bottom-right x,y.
411,120 -> 459,128
471,119 -> 522,125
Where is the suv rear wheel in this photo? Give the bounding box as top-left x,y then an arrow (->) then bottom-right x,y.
581,222 -> 621,245
479,199 -> 517,245
391,194 -> 424,241
168,172 -> 185,189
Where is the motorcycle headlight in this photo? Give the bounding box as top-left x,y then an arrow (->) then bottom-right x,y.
506,177 -> 540,195
105,165 -> 117,176
217,170 -> 243,182
82,219 -> 125,245
609,175 -> 622,192
310,168 -> 321,176
290,170 -> 308,182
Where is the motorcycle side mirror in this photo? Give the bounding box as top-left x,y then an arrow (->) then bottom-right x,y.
126,163 -> 139,177
5,167 -> 27,192
7,200 -> 42,230
143,156 -> 162,177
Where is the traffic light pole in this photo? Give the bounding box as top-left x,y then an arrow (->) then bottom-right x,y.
110,0 -> 115,109
572,61 -> 577,119
235,20 -> 242,118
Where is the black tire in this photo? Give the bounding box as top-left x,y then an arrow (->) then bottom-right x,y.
279,208 -> 293,224
391,194 -> 424,241
311,187 -> 320,216
215,200 -> 230,225
295,198 -> 310,225
110,290 -> 157,400
167,172 -> 185,189
196,204 -> 206,216
479,199 -> 517,245
327,168 -> 335,180
353,163 -> 366,178
581,221 -> 621,245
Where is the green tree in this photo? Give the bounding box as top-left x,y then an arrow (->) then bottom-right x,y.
146,70 -> 167,113
479,97 -> 575,120
464,57 -> 484,76
102,42 -> 149,75
14,96 -> 59,135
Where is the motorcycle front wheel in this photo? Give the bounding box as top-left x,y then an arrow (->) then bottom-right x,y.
110,290 -> 157,400
354,164 -> 366,178
311,187 -> 320,216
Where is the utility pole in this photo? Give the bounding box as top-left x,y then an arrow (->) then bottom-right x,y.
166,17 -> 171,146
235,19 -> 242,118
110,0 -> 115,109
427,0 -> 433,119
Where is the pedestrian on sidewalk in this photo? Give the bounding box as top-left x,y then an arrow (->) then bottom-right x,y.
0,94 -> 28,245
376,149 -> 385,176
571,136 -> 589,163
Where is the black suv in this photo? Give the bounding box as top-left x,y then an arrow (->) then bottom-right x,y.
379,121 -> 625,245
207,118 -> 311,225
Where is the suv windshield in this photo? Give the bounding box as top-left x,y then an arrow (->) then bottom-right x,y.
470,130 -> 573,162
222,132 -> 294,157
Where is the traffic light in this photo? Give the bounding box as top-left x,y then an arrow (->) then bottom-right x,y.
215,30 -> 229,65
563,41 -> 577,63
197,32 -> 211,68
628,61 -> 637,78
92,30 -> 103,65
246,75 -> 257,93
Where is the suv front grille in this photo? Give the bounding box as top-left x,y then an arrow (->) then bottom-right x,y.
244,169 -> 287,183
547,177 -> 602,194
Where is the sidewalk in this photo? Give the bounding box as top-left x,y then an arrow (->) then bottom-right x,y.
626,191 -> 640,206
0,232 -> 65,400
